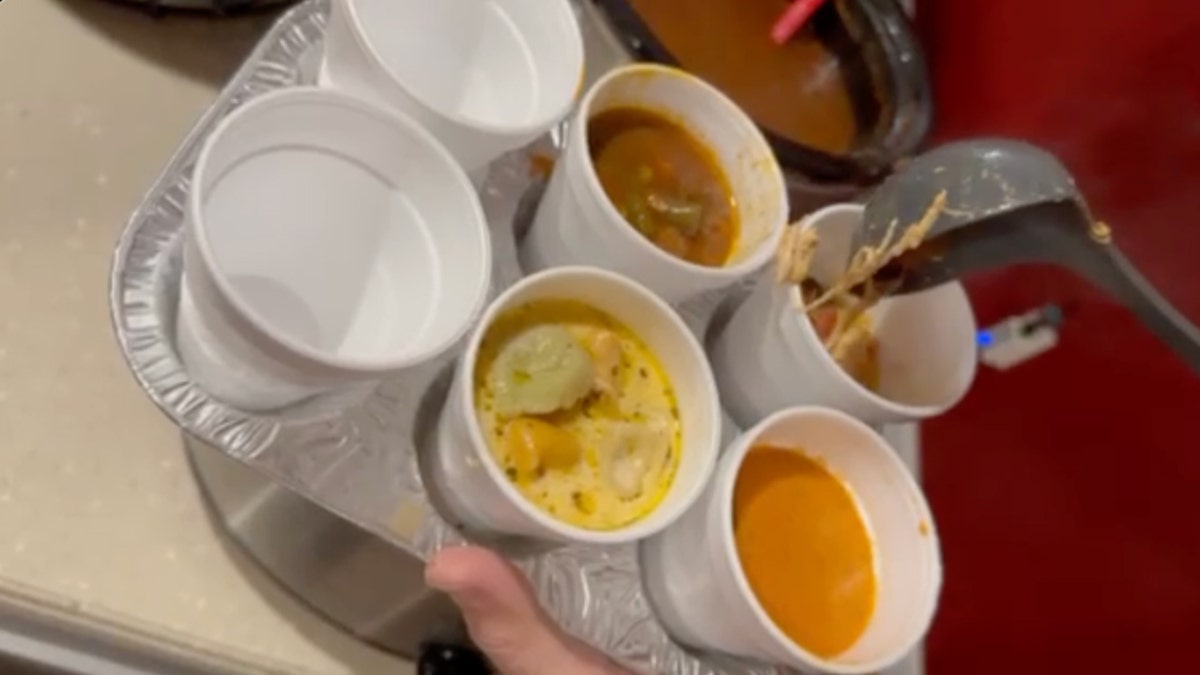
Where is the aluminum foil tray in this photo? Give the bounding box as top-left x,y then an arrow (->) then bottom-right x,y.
110,2 -> 917,672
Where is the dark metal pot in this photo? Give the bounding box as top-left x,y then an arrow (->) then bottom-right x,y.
115,0 -> 292,11
593,0 -> 932,186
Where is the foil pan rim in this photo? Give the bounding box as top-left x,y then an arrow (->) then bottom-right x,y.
107,2 -> 875,673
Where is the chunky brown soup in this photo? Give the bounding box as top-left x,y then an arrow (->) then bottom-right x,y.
588,107 -> 738,267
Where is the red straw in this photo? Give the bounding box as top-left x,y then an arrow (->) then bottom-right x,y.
770,0 -> 827,45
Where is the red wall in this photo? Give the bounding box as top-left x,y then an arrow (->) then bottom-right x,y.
916,1 -> 1200,672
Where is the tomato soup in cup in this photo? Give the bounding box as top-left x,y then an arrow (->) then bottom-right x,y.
640,406 -> 941,672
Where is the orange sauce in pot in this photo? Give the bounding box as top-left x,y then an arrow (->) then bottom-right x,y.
626,0 -> 860,155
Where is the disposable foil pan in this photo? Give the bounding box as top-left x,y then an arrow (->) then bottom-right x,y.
109,1 -> 920,672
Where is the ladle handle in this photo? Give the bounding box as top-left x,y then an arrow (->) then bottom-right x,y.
891,206 -> 1200,375
1075,243 -> 1200,375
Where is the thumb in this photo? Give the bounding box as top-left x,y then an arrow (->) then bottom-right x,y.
426,546 -> 632,675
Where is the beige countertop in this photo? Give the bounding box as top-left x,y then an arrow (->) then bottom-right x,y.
0,1 -> 412,672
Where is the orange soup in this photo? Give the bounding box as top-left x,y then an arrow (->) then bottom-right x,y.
733,445 -> 876,658
588,107 -> 738,267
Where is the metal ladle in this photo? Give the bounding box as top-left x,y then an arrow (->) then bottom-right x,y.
854,139 -> 1200,374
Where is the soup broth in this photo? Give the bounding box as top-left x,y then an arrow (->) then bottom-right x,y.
734,445 -> 876,658
474,300 -> 682,530
588,107 -> 738,267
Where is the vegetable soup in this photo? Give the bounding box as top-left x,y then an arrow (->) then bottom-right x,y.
474,300 -> 681,530
588,107 -> 738,267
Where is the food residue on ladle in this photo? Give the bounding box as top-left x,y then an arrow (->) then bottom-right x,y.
774,191 -> 948,389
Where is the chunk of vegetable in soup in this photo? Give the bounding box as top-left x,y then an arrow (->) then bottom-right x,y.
809,305 -> 881,392
474,300 -> 682,530
734,446 -> 877,658
588,107 -> 738,267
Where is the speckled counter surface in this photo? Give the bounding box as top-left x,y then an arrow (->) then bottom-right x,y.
0,1 -> 411,672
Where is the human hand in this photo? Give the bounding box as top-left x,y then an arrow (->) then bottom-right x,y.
426,546 -> 635,675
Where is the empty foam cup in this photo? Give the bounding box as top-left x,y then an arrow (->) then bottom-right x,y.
321,0 -> 585,174
176,88 -> 491,412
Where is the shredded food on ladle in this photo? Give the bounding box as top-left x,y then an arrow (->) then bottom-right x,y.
773,191 -> 948,381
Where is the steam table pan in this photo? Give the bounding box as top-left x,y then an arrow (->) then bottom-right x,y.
109,1 -> 922,672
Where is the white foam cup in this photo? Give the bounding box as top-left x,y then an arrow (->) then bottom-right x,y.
321,0 -> 585,174
641,406 -> 942,673
710,203 -> 978,427
520,63 -> 789,304
177,88 -> 491,412
426,266 -> 721,544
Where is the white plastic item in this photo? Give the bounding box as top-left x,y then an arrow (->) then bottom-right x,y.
177,88 -> 491,412
640,407 -> 942,674
710,203 -> 978,427
979,309 -> 1060,370
520,63 -> 789,304
427,266 -> 721,545
321,0 -> 584,173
